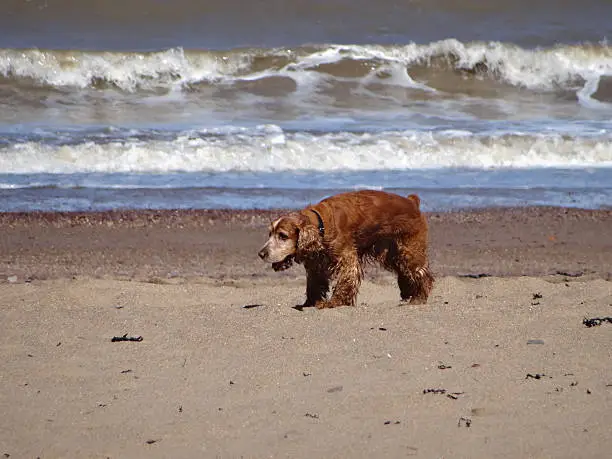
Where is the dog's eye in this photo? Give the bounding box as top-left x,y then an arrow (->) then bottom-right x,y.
278,232 -> 289,240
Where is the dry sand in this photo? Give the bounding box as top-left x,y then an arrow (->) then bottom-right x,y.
0,207 -> 611,458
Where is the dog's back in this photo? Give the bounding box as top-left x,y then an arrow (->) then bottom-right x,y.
316,190 -> 425,242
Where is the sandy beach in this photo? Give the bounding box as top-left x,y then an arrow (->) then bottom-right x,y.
1,207 -> 611,458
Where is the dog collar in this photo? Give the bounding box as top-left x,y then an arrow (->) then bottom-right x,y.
310,209 -> 325,236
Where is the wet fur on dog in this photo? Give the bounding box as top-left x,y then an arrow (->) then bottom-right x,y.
258,190 -> 434,309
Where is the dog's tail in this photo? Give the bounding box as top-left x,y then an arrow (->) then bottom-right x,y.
407,194 -> 420,210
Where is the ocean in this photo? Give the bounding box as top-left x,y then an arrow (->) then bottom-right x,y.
1,0 -> 611,212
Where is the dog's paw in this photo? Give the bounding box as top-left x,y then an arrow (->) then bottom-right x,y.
315,299 -> 351,309
400,296 -> 428,305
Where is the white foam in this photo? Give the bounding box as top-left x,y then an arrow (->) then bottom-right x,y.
1,128 -> 611,174
0,183 -> 24,189
2,40 -> 611,96
577,75 -> 612,109
285,41 -> 612,93
0,48 -> 250,91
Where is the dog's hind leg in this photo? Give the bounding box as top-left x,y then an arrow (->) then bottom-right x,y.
397,267 -> 433,304
393,236 -> 433,304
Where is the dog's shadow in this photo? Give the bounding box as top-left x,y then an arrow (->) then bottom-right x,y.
292,304 -> 315,312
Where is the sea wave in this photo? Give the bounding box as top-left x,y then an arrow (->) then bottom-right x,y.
1,40 -> 611,100
1,127 -> 611,174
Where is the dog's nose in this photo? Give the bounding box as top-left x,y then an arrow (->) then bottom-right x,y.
258,248 -> 267,260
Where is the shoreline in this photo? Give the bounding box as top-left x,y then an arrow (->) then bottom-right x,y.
1,206 -> 611,283
3,204 -> 611,223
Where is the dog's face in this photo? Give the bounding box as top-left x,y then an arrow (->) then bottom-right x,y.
258,216 -> 300,271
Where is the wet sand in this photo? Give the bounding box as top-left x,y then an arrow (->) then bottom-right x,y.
1,207 -> 611,458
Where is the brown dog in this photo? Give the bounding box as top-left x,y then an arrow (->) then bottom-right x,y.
258,190 -> 433,308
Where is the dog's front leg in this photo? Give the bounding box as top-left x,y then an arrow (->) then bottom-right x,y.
318,251 -> 362,308
302,261 -> 330,307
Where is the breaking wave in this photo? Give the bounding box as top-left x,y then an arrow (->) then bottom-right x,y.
2,127 -> 612,174
1,40 -> 612,102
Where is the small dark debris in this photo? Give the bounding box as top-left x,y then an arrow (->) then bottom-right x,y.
27,354 -> 33,357
570,381 -> 578,387
556,270 -> 583,278
229,380 -> 234,385
533,293 -> 543,300
384,421 -> 391,425
305,412 -> 319,419
327,385 -> 343,393
446,392 -> 464,400
378,327 -> 387,331
526,373 -> 546,380
303,372 -> 312,377
145,440 -> 158,445
458,417 -> 472,428
438,363 -> 452,370
471,363 -> 481,368
564,373 -> 574,376
242,304 -> 263,309
56,342 -> 61,347
423,388 -> 446,394
4,453 -> 10,458
98,403 -> 107,408
111,334 -> 143,342
178,405 -> 183,413
120,369 -> 132,374
583,317 -> 612,327
586,389 -> 591,394
527,339 -> 545,345
460,273 -> 490,279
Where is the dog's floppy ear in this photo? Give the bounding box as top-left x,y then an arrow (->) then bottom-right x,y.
295,216 -> 324,263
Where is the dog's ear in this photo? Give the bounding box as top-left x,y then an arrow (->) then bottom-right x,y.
295,217 -> 324,263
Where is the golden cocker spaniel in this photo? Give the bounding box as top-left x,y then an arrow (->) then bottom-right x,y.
258,190 -> 433,309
